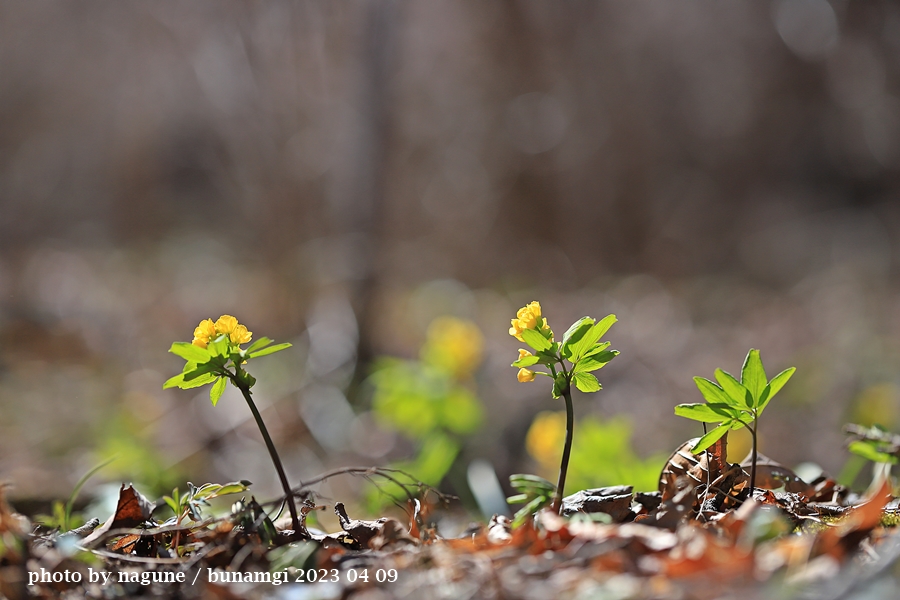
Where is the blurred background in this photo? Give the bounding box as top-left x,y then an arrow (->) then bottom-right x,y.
3,0 -> 900,527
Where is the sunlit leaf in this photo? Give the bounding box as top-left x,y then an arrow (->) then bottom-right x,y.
741,349 -> 767,406
569,314 -> 617,361
674,403 -> 737,423
180,372 -> 218,390
560,317 -> 594,359
573,350 -> 618,373
209,376 -> 227,406
715,369 -> 752,408
521,328 -> 551,352
691,420 -> 734,453
248,342 -> 292,358
183,362 -> 217,382
245,337 -> 273,354
758,367 -> 796,413
573,372 -> 601,393
512,355 -> 540,368
169,342 -> 210,363
848,440 -> 899,464
163,373 -> 186,390
694,377 -> 743,409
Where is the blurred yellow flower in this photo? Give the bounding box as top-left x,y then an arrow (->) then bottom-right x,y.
421,316 -> 484,378
518,349 -> 533,361
509,301 -> 550,342
517,368 -> 536,383
230,324 -> 252,345
192,319 -> 216,348
526,411 -> 565,470
215,315 -> 239,335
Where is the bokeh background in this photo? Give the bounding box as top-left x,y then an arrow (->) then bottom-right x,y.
3,1 -> 900,526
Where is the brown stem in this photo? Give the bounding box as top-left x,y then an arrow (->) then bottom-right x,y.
233,379 -> 300,533
749,417 -> 758,493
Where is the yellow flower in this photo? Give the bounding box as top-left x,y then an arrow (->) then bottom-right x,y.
518,349 -> 533,361
526,411 -> 566,470
509,301 -> 550,342
192,318 -> 216,348
230,324 -> 252,345
517,368 -> 536,383
421,316 -> 484,378
215,315 -> 239,335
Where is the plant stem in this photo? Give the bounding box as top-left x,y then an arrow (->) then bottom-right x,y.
749,417 -> 758,493
551,376 -> 575,515
233,379 -> 300,533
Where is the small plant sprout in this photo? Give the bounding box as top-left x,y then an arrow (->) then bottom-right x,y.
509,302 -> 618,514
163,315 -> 298,533
674,349 -> 796,492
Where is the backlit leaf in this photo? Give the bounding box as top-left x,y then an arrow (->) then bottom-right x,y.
521,328 -> 552,352
209,376 -> 227,406
691,421 -> 734,453
715,369 -> 752,408
573,372 -> 601,393
569,314 -> 617,361
674,403 -> 736,423
560,317 -> 594,359
169,342 -> 210,363
741,349 -> 767,406
512,355 -> 540,368
249,342 -> 292,358
758,367 -> 796,413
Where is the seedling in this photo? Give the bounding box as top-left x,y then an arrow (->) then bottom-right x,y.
163,315 -> 297,532
674,349 -> 795,492
509,302 -> 618,513
845,423 -> 900,465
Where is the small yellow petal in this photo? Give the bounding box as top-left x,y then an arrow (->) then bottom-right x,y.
215,315 -> 239,335
517,368 -> 536,383
230,324 -> 252,345
192,337 -> 208,349
518,349 -> 533,360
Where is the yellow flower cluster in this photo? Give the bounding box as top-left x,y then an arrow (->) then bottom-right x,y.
509,301 -> 550,342
192,315 -> 253,348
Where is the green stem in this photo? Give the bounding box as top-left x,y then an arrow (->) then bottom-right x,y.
232,377 -> 300,533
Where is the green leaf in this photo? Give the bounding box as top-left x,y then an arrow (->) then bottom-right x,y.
248,342 -> 292,358
180,372 -> 218,390
741,349 -> 767,406
573,350 -> 618,373
569,314 -> 617,361
691,421 -> 734,453
758,367 -> 796,413
573,372 -> 601,393
848,440 -> 899,464
521,328 -> 551,352
245,337 -> 273,354
509,473 -> 556,494
714,369 -> 752,408
208,337 -> 229,357
560,317 -> 595,359
674,403 -> 737,423
512,495 -> 551,528
512,355 -> 540,368
183,362 -> 217,382
694,377 -> 743,409
209,376 -> 227,406
506,494 -> 531,505
169,342 -> 211,363
163,373 -> 186,390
